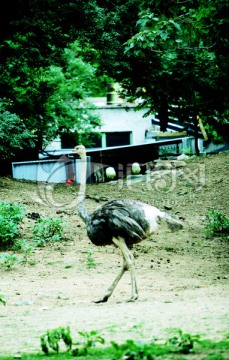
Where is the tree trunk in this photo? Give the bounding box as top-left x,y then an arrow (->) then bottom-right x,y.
158,101 -> 169,132
193,117 -> 200,156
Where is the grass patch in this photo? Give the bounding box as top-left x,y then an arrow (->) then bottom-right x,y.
204,210 -> 229,239
1,336 -> 228,360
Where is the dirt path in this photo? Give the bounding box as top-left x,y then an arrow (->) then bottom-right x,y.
0,152 -> 229,356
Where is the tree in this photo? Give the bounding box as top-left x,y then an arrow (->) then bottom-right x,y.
1,0 -> 228,159
0,100 -> 35,160
0,0 -> 106,159
0,35 -> 101,158
121,0 -> 229,146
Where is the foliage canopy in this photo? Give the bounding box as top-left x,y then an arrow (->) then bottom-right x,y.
0,0 -> 228,161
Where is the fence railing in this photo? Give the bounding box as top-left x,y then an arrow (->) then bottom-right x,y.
12,137 -> 202,183
12,157 -> 92,184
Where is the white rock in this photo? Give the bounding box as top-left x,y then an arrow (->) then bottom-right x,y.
177,153 -> 189,160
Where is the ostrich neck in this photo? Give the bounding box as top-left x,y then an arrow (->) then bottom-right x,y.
78,151 -> 87,202
77,151 -> 90,222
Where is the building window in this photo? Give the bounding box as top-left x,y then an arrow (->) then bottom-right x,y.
61,133 -> 102,149
106,132 -> 131,147
61,133 -> 77,149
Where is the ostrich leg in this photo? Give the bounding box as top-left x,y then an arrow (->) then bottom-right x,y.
94,238 -> 138,303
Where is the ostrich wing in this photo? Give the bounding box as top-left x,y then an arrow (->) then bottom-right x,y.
87,200 -> 149,246
110,208 -> 147,241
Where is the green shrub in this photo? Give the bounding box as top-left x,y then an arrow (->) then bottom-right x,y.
205,210 -> 229,238
36,327 -> 228,359
0,201 -> 25,248
32,217 -> 65,246
167,329 -> 201,354
40,327 -> 104,356
40,326 -> 72,354
13,239 -> 35,263
0,253 -> 23,270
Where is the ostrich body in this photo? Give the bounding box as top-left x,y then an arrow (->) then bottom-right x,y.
73,145 -> 183,303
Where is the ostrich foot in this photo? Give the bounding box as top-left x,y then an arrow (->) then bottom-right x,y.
116,294 -> 138,304
126,294 -> 139,302
93,295 -> 109,304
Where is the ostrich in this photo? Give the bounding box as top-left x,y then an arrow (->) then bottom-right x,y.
73,145 -> 183,303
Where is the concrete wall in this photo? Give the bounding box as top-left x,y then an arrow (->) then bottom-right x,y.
95,106 -> 153,145
45,102 -> 155,151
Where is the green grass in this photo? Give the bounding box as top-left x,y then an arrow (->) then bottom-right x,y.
204,209 -> 229,239
1,338 -> 229,360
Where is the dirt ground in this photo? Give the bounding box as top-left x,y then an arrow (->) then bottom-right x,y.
0,152 -> 229,357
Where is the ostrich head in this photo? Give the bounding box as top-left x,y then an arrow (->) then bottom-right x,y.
73,145 -> 85,156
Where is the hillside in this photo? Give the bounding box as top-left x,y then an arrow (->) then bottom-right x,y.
0,151 -> 228,356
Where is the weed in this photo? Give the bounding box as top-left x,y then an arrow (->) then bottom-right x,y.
205,210 -> 229,238
18,327 -> 229,359
32,217 -> 65,246
159,147 -> 171,156
0,253 -> 23,270
164,246 -> 176,252
40,326 -> 72,354
183,147 -> 193,156
111,339 -> 160,359
0,201 -> 25,248
112,330 -> 201,359
167,328 -> 201,354
78,330 -> 105,348
84,249 -> 96,269
0,293 -> 6,305
72,330 -> 105,356
40,327 -> 105,356
13,239 -> 35,263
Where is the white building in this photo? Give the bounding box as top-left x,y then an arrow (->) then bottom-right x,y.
46,85 -> 158,151
86,96 -> 157,148
45,84 -> 202,153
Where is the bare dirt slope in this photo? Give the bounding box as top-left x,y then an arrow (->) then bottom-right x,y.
0,152 -> 229,356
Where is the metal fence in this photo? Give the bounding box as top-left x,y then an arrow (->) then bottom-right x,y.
12,137 -> 203,184
12,156 -> 92,184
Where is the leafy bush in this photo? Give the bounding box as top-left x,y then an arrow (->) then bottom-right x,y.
0,201 -> 25,248
111,330 -> 201,359
205,210 -> 229,238
13,239 -> 36,263
0,253 -> 23,270
32,217 -> 65,246
111,339 -> 158,360
41,327 -> 104,356
40,326 -> 72,354
0,100 -> 35,160
167,329 -> 200,354
75,330 -> 105,355
38,326 -> 229,358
